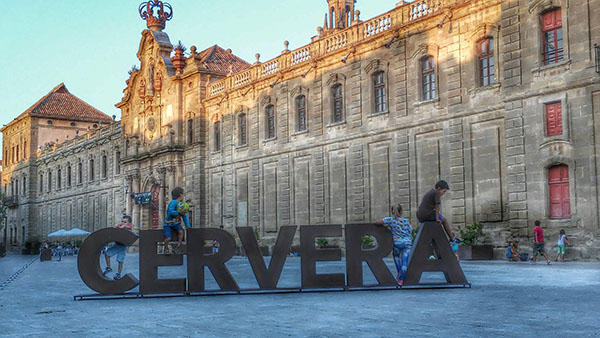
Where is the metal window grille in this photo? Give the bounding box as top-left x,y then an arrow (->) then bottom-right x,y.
239,113 -> 247,145
296,95 -> 307,131
266,105 -> 275,139
332,84 -> 343,122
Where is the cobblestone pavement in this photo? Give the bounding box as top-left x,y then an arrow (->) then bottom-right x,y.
0,253 -> 599,337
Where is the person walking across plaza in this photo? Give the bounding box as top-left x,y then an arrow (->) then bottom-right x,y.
103,215 -> 134,280
555,229 -> 571,262
376,204 -> 413,285
532,220 -> 551,265
163,186 -> 190,254
416,180 -> 455,241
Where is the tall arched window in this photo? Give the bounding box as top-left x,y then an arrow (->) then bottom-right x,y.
421,56 -> 436,100
265,105 -> 275,139
89,159 -> 95,181
187,119 -> 193,144
48,171 -> 52,192
101,155 -> 107,178
296,95 -> 307,131
542,8 -> 563,65
238,113 -> 247,146
115,152 -> 121,175
57,168 -> 62,189
78,162 -> 83,184
549,165 -> 570,219
39,174 -> 43,193
214,121 -> 221,151
22,177 -> 26,196
332,84 -> 343,123
373,71 -> 386,113
478,38 -> 495,86
67,164 -> 72,187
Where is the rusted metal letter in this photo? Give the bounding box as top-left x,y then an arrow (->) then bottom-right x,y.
403,222 -> 468,286
299,225 -> 345,288
77,228 -> 139,295
187,228 -> 239,292
139,230 -> 186,294
345,224 -> 396,287
237,226 -> 296,289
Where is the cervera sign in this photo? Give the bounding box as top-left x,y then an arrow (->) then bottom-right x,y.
77,222 -> 468,296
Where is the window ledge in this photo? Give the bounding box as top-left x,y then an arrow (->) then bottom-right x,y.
367,110 -> 389,118
291,129 -> 309,136
262,137 -> 277,143
467,82 -> 501,98
413,97 -> 440,107
326,120 -> 346,128
210,151 -> 222,155
236,144 -> 249,150
531,59 -> 571,76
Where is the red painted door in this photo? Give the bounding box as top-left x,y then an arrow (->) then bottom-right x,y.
549,165 -> 570,219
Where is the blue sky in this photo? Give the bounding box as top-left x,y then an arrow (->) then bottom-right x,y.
0,0 -> 399,158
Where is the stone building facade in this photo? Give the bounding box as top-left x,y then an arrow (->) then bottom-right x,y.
3,0 -> 600,258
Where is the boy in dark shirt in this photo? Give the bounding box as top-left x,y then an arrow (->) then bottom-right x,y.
417,180 -> 454,240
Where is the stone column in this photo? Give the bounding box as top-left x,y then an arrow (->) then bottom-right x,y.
132,173 -> 141,230
125,175 -> 133,218
158,167 -> 166,227
167,166 -> 175,196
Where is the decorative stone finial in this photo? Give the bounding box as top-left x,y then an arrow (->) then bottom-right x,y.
355,10 -> 360,21
284,41 -> 289,50
139,1 -> 173,31
255,53 -> 261,64
171,41 -> 186,75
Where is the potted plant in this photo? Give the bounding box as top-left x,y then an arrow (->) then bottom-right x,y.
315,237 -> 329,248
457,222 -> 493,260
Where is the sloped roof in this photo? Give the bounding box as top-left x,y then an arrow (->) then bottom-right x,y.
16,83 -> 112,123
196,45 -> 251,74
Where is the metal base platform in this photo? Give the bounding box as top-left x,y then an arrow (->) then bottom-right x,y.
73,283 -> 471,301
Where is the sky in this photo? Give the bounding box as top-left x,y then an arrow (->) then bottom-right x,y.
0,0 -> 401,160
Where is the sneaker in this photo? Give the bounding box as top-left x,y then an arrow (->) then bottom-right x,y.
102,267 -> 112,275
113,273 -> 121,280
398,279 -> 404,286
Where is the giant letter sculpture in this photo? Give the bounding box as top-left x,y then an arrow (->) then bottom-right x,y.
237,226 -> 297,289
77,228 -> 139,294
139,230 -> 186,294
345,224 -> 396,287
300,225 -> 345,288
403,221 -> 468,286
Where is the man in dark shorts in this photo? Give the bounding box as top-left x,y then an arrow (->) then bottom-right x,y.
417,180 -> 454,240
532,220 -> 551,265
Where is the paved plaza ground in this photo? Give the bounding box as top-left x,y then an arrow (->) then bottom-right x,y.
0,253 -> 599,337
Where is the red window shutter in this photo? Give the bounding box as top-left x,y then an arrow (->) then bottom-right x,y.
542,9 -> 561,31
548,165 -> 570,219
546,102 -> 563,136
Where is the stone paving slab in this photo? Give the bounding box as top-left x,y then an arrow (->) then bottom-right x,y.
0,254 -> 599,337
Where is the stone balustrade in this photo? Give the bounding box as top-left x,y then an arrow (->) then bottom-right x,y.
206,0 -> 449,97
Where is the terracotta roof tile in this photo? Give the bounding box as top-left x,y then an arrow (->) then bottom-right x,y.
17,83 -> 112,123
197,45 -> 251,74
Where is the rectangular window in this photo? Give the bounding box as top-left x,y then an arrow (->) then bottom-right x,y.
478,38 -> 495,86
549,165 -> 570,219
542,9 -> 563,65
115,152 -> 121,175
266,105 -> 276,139
68,166 -> 72,187
214,121 -> 221,151
332,84 -> 343,122
373,71 -> 386,113
58,170 -> 62,189
239,113 -> 247,145
187,119 -> 194,144
90,160 -> 94,181
421,56 -> 436,100
39,175 -> 43,193
296,96 -> 307,131
48,172 -> 52,192
545,102 -> 562,136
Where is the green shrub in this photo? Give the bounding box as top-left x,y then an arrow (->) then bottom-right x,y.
361,235 -> 374,247
460,222 -> 484,246
315,237 -> 329,247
